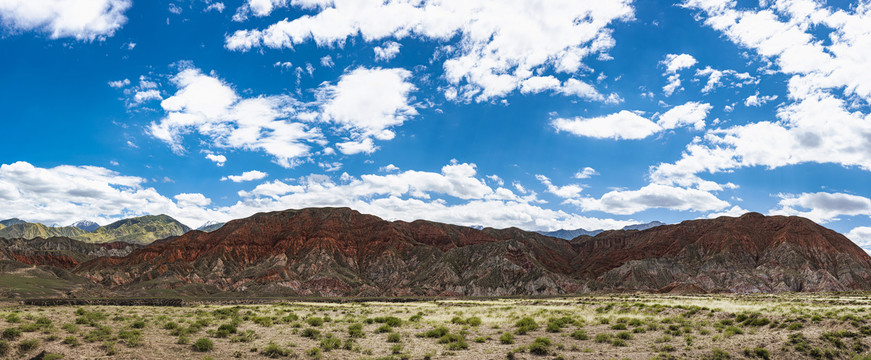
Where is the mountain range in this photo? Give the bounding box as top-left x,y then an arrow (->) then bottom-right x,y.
70,220 -> 100,232
536,221 -> 666,239
1,207 -> 868,298
0,215 -> 191,245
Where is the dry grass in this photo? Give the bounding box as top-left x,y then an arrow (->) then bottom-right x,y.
1,293 -> 871,359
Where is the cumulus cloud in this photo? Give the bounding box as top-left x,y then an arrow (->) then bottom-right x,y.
771,192 -> 871,223
316,67 -> 417,154
0,160 -> 637,231
695,66 -> 756,93
0,0 -> 131,40
221,170 -> 268,183
657,101 -> 712,131
552,111 -> 661,140
204,153 -> 226,166
574,167 -> 598,179
225,0 -> 633,101
744,92 -> 778,107
0,161 -> 222,227
650,0 -> 871,191
552,101 -> 711,140
535,175 -> 584,200
374,41 -> 401,62
174,193 -> 212,207
148,67 -> 322,167
846,226 -> 871,248
577,184 -> 730,215
660,53 -> 696,96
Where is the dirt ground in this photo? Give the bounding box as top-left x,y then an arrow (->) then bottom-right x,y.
1,293 -> 871,359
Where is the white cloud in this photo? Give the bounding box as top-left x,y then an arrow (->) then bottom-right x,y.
205,2 -> 225,12
320,55 -> 334,68
574,167 -> 598,179
771,192 -> 871,223
660,54 -> 696,97
536,175 -> 583,200
148,67 -> 322,168
744,92 -> 778,107
552,111 -> 661,140
0,161 -> 223,227
225,0 -> 633,101
133,89 -> 162,104
657,101 -> 712,131
706,205 -> 749,218
317,67 -> 417,152
232,0 -> 289,20
146,66 -> 416,164
221,170 -> 269,183
204,153 -> 227,166
318,161 -> 342,172
374,41 -> 401,62
168,3 -> 182,14
108,78 -> 130,88
846,226 -> 871,248
662,53 -> 697,73
577,183 -> 730,215
0,0 -> 131,40
485,174 -> 503,186
695,66 -> 756,93
650,0 -> 871,190
174,193 -> 212,207
274,61 -> 292,69
380,164 -> 400,172
663,74 -> 682,97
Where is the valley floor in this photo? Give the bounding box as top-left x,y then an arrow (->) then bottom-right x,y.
1,293 -> 870,359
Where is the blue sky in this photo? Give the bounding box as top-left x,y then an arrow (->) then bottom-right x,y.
2,0 -> 871,249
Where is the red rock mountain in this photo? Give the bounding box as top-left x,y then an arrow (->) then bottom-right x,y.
68,208 -> 871,296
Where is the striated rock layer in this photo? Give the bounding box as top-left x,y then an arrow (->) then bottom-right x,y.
71,208 -> 871,296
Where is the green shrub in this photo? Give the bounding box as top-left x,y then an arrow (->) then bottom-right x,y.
616,331 -> 633,340
43,353 -> 64,360
5,314 -> 21,323
131,320 -> 146,329
515,317 -> 538,335
62,336 -> 80,347
306,317 -> 324,327
787,322 -> 803,331
611,338 -> 627,347
0,339 -> 9,356
260,342 -> 290,358
611,323 -> 627,330
570,329 -> 588,340
594,333 -> 611,343
301,328 -> 321,339
375,324 -> 392,333
420,326 -> 449,338
348,323 -> 364,338
192,338 -> 214,352
743,347 -> 770,360
499,332 -> 515,344
18,338 -> 40,352
451,316 -> 466,325
320,336 -> 341,351
386,332 -> 401,343
528,337 -> 551,355
467,317 -> 482,326
1,328 -> 21,340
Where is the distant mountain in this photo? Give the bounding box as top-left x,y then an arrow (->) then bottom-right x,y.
537,221 -> 667,240
0,223 -> 88,239
74,208 -> 871,296
196,221 -> 225,232
621,221 -> 666,231
70,220 -> 100,232
536,228 -> 603,239
0,218 -> 26,227
0,215 -> 191,245
77,215 -> 191,245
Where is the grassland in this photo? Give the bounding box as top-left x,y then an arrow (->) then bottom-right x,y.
2,293 -> 871,359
